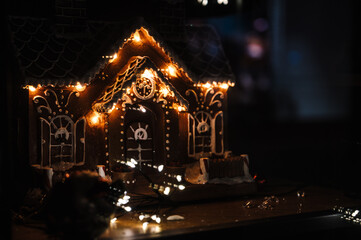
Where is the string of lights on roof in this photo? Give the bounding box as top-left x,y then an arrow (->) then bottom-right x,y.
25,26 -> 234,131
195,81 -> 235,90
24,82 -> 88,92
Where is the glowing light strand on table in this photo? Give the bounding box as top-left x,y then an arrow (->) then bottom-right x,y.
116,159 -> 185,189
334,206 -> 361,224
109,157 -> 187,227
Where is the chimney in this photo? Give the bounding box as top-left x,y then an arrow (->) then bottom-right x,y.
54,0 -> 89,38
158,0 -> 186,42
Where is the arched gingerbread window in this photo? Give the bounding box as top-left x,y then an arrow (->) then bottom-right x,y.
50,115 -> 74,164
40,115 -> 85,170
188,110 -> 224,158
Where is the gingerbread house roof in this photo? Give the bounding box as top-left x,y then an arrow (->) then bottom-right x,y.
169,25 -> 235,84
8,16 -> 235,87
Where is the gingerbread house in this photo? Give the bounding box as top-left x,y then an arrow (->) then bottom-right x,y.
8,14 -> 236,180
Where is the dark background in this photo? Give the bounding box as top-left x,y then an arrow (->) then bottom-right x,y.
2,1 -> 361,236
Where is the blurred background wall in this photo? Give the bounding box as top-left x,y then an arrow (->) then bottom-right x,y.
190,0 -> 361,191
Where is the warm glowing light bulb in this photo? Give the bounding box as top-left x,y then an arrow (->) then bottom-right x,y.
90,112 -> 100,125
141,69 -> 155,79
220,83 -> 229,90
158,165 -> 164,172
133,31 -> 141,42
203,82 -> 211,89
173,103 -> 186,112
126,160 -> 136,168
108,103 -> 116,113
160,87 -> 169,97
109,53 -> 118,63
126,87 -> 131,94
123,206 -> 132,212
164,186 -> 170,195
130,158 -> 138,166
75,82 -> 86,92
139,106 -> 146,113
142,222 -> 149,230
352,210 -> 359,217
28,85 -> 36,92
167,65 -> 177,77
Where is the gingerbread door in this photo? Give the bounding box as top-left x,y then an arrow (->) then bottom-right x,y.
194,111 -> 212,157
125,121 -> 153,167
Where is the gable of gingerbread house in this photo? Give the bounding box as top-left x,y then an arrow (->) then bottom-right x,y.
92,55 -> 192,168
92,56 -> 189,113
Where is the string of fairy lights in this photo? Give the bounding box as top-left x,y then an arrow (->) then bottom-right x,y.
334,206 -> 361,225
116,158 -> 186,194
108,156 -> 187,228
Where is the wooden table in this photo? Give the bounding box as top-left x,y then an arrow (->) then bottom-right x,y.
12,180 -> 361,239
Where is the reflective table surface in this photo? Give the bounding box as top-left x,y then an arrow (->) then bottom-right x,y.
12,180 -> 361,239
